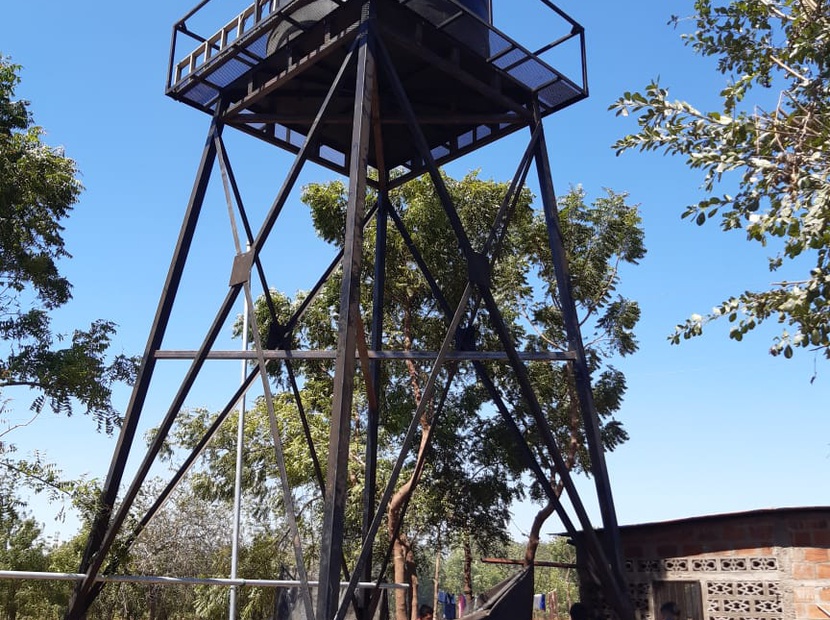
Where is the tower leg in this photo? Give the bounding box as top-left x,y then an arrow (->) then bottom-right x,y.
65,119 -> 221,620
530,105 -> 633,620
317,5 -> 376,619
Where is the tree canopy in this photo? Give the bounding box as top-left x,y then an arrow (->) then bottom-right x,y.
159,171 -> 643,620
611,0 -> 830,359
0,56 -> 136,428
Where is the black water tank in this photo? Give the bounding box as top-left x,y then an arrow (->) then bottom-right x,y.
267,0 -> 491,56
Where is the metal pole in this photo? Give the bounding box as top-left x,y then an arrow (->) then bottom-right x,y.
229,257 -> 249,620
530,102 -> 631,619
3,571 -> 409,590
318,5 -> 375,618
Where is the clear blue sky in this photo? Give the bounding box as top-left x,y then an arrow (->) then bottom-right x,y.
2,0 -> 827,543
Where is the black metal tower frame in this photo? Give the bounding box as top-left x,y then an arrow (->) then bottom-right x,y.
66,1 -> 634,619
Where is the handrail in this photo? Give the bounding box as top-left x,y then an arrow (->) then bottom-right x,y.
167,0 -> 585,93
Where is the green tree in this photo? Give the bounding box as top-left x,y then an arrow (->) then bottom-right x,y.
0,55 -> 137,505
611,0 -> 830,358
158,173 -> 641,620
0,482 -> 58,620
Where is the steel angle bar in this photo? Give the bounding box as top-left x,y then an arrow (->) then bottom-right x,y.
154,349 -> 576,361
374,119 -> 585,569
241,278 -> 316,619
67,117 -> 224,620
364,190 -> 387,612
73,36 -> 363,617
318,6 -> 376,617
477,125 -> 540,261
221,131 -> 318,619
215,135 -> 246,257
386,206 -> 452,317
182,137 -> 376,520
251,39 -> 360,255
72,282 -> 244,614
222,138 -> 360,620
215,44 -> 374,579
280,361 -> 363,620
388,123 -> 540,326
214,134 -> 287,355
381,125 -> 539,406
470,362 -> 585,544
475,270 -> 632,617
468,341 -> 625,617
376,30 -> 534,357
334,281 -> 475,620
3,570 -> 408,590
214,107 -> 330,527
381,124 -> 577,552
281,200 -> 379,336
215,133 -> 338,513
366,366 -> 457,605
374,35 -> 478,264
365,85 -> 389,567
229,113 -> 521,125
376,22 -> 531,120
214,131 -> 292,370
531,105 -> 622,542
530,105 -> 629,618
454,127 -> 538,335
378,31 -> 583,524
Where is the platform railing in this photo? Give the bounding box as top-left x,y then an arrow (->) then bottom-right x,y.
166,0 -> 585,102
169,0 -> 276,86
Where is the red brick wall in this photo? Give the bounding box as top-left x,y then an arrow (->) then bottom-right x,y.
577,508 -> 830,620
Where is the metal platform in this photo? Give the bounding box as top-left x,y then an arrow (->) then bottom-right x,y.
166,0 -> 586,184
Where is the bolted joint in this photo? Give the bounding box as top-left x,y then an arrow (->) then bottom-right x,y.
455,325 -> 477,352
265,323 -> 288,350
467,251 -> 492,290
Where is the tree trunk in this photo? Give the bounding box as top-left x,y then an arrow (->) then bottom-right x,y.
433,528 -> 442,616
462,530 -> 473,608
390,524 -> 418,620
387,297 -> 434,620
410,555 -> 419,620
524,365 -> 582,564
524,499 -> 556,566
8,587 -> 17,620
389,443 -> 430,620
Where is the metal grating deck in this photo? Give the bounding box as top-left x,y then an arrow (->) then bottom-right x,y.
166,0 -> 587,181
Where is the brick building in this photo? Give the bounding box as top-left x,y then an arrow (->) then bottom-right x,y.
573,507 -> 830,620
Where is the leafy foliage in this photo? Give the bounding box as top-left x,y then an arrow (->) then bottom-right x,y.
0,55 -> 138,431
157,173 -> 641,620
610,0 -> 830,358
0,476 -> 70,620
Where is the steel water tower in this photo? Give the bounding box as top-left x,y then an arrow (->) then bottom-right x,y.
67,1 -> 633,619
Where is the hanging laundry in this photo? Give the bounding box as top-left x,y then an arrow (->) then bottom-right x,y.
444,593 -> 456,620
